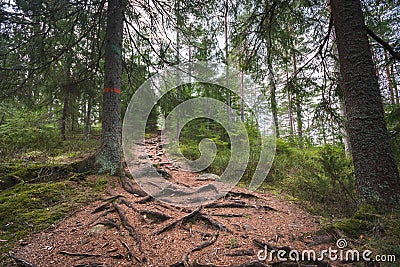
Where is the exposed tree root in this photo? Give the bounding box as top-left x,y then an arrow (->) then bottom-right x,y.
139,209 -> 171,222
91,203 -> 112,214
189,261 -> 268,267
120,176 -> 147,197
112,203 -> 143,254
136,195 -> 153,204
9,252 -> 37,267
253,240 -> 331,266
102,195 -> 125,202
225,249 -> 255,256
88,208 -> 115,226
119,238 -> 141,263
210,213 -> 247,218
59,251 -> 102,257
120,198 -> 139,212
198,213 -> 232,233
205,202 -> 247,209
205,201 -> 276,212
94,218 -> 120,230
227,191 -> 259,199
155,206 -> 202,235
253,239 -> 292,253
73,263 -> 108,267
171,233 -> 219,267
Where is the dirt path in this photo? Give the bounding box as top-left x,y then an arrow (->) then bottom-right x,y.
10,134 -> 343,267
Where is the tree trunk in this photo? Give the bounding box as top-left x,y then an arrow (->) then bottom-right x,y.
268,63 -> 279,138
384,50 -> 395,104
340,101 -> 351,157
292,49 -> 303,140
61,94 -> 68,141
285,71 -> 294,137
331,0 -> 400,210
224,0 -> 231,122
240,70 -> 245,122
98,0 -> 124,175
175,0 -> 181,139
391,63 -> 399,104
85,97 -> 92,140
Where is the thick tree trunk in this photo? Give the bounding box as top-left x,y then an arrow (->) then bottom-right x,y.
97,0 -> 123,175
331,0 -> 400,210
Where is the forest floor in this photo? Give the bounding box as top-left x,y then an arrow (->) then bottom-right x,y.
9,134 -> 356,267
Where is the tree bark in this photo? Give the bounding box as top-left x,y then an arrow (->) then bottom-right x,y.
268,64 -> 279,138
384,50 -> 395,104
292,49 -> 303,140
391,63 -> 399,104
331,0 -> 400,210
85,97 -> 92,140
61,94 -> 68,141
98,0 -> 124,175
224,0 -> 231,122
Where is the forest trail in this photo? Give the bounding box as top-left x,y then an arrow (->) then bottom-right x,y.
10,134 -> 344,267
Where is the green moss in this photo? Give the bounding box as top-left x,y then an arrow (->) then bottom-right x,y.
0,176 -> 108,265
331,218 -> 373,238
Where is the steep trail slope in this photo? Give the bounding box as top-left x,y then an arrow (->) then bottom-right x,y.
10,134 -> 344,267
